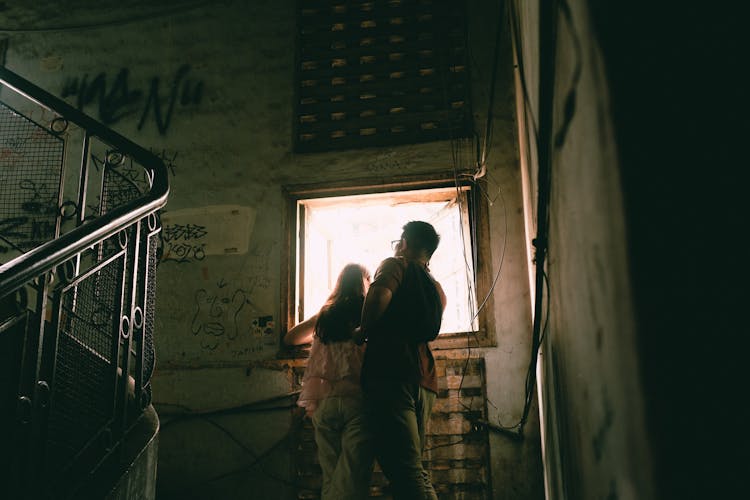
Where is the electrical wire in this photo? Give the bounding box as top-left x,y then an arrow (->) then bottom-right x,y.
199,416 -> 305,489
424,435 -> 467,452
470,180 -> 507,322
508,0 -> 541,148
553,0 -> 583,150
509,0 -> 561,435
477,0 -> 507,175
537,269 -> 551,346
156,391 -> 301,427
159,391 -> 305,491
470,0 -> 573,436
437,0 -> 514,431
506,0 -> 582,435
165,398 -> 307,492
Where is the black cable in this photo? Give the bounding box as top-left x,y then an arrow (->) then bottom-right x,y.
477,0 -> 507,172
553,0 -> 583,150
470,179 -> 507,321
200,415 -> 305,489
452,0 -> 509,420
513,0 -> 559,435
538,269 -> 551,345
508,0 -> 540,146
477,0 -> 563,437
160,403 -> 298,429
465,0 -> 510,322
156,391 -> 301,427
424,435 -> 467,452
512,0 -> 583,434
172,408 -> 306,492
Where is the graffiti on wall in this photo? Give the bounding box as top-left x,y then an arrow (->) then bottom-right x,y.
18,179 -> 58,217
161,222 -> 207,264
0,216 -> 25,253
230,315 -> 275,358
61,64 -> 203,135
85,151 -> 153,216
191,278 -> 252,351
185,237 -> 276,353
159,205 -> 256,264
150,148 -> 179,176
0,178 -> 62,253
242,242 -> 273,291
189,277 -> 275,354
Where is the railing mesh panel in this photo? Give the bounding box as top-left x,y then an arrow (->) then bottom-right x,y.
61,259 -> 123,363
143,233 -> 158,383
101,160 -> 148,214
0,102 -> 63,253
46,256 -> 123,472
1,67 -> 167,496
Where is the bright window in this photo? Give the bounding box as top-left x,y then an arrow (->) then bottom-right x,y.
295,186 -> 477,335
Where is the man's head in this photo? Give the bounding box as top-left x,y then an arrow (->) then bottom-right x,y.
395,220 -> 440,261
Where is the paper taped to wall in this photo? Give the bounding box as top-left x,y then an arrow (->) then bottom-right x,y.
161,205 -> 256,257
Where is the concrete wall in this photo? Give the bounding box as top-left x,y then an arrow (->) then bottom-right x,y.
1,1 -> 543,498
506,1 -> 743,498
511,0 -> 655,499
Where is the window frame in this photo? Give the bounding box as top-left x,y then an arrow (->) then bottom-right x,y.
281,172 -> 496,353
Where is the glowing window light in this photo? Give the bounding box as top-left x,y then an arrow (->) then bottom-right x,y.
297,187 -> 477,334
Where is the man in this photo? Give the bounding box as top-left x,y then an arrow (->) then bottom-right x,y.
357,221 -> 446,500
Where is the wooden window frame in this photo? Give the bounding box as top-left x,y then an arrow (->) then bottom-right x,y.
280,172 -> 496,355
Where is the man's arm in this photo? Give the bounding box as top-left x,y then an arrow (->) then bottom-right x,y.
355,284 -> 393,343
354,257 -> 403,344
434,280 -> 447,312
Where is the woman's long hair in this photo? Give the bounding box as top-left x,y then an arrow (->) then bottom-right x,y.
314,263 -> 370,344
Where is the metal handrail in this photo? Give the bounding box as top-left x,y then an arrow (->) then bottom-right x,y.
0,66 -> 169,294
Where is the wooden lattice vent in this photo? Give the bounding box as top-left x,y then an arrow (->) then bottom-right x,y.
290,356 -> 491,499
294,0 -> 473,153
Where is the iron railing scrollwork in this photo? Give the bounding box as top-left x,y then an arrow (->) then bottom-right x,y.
0,66 -> 168,499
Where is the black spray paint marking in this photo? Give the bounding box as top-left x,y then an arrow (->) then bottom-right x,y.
190,282 -> 252,351
86,152 -> 152,216
0,179 -> 59,252
150,148 -> 179,176
161,223 -> 208,264
61,64 -> 203,135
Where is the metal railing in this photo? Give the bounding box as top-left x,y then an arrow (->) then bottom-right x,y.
0,66 -> 169,499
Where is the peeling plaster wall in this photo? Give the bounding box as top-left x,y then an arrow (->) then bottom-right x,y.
1,1 -> 543,498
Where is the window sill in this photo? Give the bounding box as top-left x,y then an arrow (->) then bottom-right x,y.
432,330 -> 494,350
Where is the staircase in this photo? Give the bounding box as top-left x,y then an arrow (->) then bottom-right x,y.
0,67 -> 169,499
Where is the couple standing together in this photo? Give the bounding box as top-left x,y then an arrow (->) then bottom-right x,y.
284,221 -> 447,500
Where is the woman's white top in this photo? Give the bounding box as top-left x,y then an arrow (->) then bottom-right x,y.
297,338 -> 365,415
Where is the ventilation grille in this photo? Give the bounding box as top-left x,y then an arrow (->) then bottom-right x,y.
295,0 -> 472,153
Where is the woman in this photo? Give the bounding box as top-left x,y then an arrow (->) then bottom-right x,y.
284,263 -> 373,500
